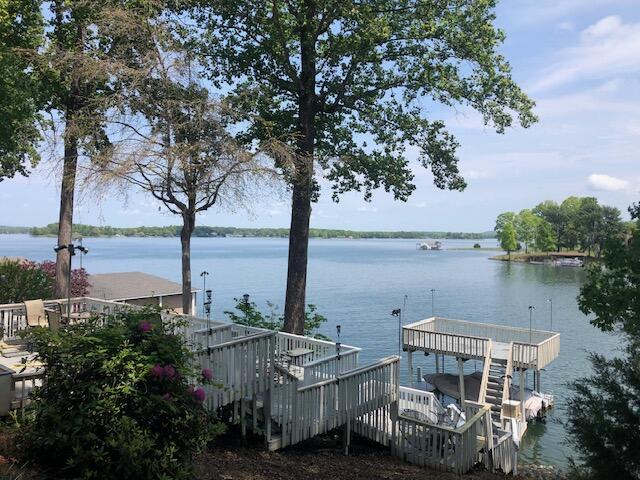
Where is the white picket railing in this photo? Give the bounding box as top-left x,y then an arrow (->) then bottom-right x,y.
403,326 -> 490,360
273,356 -> 399,449
405,317 -> 560,370
197,330 -> 275,411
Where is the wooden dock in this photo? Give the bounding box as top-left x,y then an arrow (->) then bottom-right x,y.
0,299 -> 537,475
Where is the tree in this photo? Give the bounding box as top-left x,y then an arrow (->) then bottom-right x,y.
576,197 -> 602,256
515,209 -> 537,253
567,203 -> 640,478
559,196 -> 582,251
597,205 -> 622,256
534,219 -> 555,253
500,222 -> 517,258
494,211 -> 516,237
533,200 -> 563,252
224,296 -> 329,340
93,19 -> 280,314
193,0 -> 537,333
0,0 -> 45,181
0,259 -> 89,303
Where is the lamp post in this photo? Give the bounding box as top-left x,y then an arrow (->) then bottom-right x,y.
528,305 -> 535,345
336,324 -> 342,372
54,243 -> 88,318
242,293 -> 250,323
200,271 -> 209,315
430,288 -> 436,317
547,298 -> 553,330
391,308 -> 402,357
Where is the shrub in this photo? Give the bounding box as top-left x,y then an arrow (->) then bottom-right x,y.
0,260 -> 53,304
0,259 -> 90,303
14,309 -> 222,479
473,243 -> 481,249
225,296 -> 330,340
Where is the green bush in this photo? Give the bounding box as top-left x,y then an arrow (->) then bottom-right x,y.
14,309 -> 223,479
473,243 -> 481,249
0,260 -> 53,304
224,296 -> 330,341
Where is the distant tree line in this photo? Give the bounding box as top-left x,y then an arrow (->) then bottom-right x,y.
495,196 -> 630,256
26,223 -> 495,240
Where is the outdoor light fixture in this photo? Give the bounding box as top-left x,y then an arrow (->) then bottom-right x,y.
430,288 -> 436,316
54,242 -> 89,318
242,293 -> 250,304
391,308 -> 402,357
200,271 -> 210,314
528,305 -> 535,346
547,298 -> 553,330
335,324 -> 342,368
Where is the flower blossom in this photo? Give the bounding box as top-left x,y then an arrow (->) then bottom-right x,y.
202,368 -> 213,381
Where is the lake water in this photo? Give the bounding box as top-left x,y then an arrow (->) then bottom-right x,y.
0,234 -> 619,468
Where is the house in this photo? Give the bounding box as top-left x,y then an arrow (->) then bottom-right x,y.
87,272 -> 198,314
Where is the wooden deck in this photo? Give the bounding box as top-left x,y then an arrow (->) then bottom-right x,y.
403,317 -> 560,370
0,299 -> 519,475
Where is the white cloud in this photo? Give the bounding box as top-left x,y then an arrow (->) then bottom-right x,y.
587,174 -> 629,191
557,21 -> 575,32
465,170 -> 492,180
356,205 -> 379,213
532,16 -> 640,91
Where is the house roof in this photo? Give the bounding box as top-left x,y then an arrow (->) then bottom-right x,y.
87,272 -> 198,301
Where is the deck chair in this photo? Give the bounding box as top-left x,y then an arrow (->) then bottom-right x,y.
23,300 -> 48,328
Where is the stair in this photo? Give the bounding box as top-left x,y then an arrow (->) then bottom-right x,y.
486,358 -> 508,424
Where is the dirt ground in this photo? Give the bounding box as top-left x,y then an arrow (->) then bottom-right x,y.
195,432 -> 562,480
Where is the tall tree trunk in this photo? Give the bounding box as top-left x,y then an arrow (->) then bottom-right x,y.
54,16 -> 83,299
54,129 -> 78,298
180,211 -> 195,315
54,86 -> 81,299
283,11 -> 316,335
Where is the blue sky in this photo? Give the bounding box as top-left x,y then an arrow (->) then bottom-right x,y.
1,0 -> 639,232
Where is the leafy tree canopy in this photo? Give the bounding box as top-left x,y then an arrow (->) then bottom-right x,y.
0,0 -> 45,180
191,0 -> 537,200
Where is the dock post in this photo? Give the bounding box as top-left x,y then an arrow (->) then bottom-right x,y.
458,357 -> 466,408
537,369 -> 541,393
435,352 -> 440,373
519,369 -> 525,422
408,350 -> 414,387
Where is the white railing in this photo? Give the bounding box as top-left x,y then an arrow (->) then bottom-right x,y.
0,297 -> 133,339
403,327 -> 489,360
197,330 -> 275,410
500,343 -> 514,425
477,339 -> 493,403
406,317 -> 560,370
492,430 -> 517,474
273,356 -> 399,449
398,386 -> 443,424
301,349 -> 360,386
535,333 -> 560,370
394,403 -> 492,474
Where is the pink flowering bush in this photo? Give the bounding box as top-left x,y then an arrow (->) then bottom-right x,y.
0,259 -> 90,304
15,309 -> 223,479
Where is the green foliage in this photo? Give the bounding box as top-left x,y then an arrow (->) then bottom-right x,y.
497,196 -> 623,254
225,297 -> 330,341
534,220 -> 556,253
0,260 -> 52,304
14,309 -> 223,479
0,259 -> 89,303
514,209 -> 538,253
192,0 -> 536,200
473,243 -> 481,249
0,0 -> 45,180
566,203 -> 640,479
565,342 -> 640,480
28,222 -> 495,240
499,222 -> 517,254
578,204 -> 640,335
494,211 -> 516,236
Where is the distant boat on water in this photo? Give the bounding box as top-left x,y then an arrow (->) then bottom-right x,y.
554,257 -> 584,267
417,240 -> 442,250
